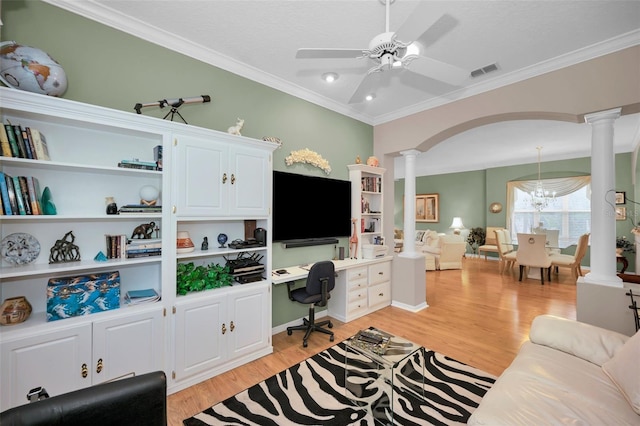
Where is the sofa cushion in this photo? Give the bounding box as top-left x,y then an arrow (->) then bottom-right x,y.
468,341 -> 638,425
529,314 -> 629,366
602,330 -> 640,415
415,230 -> 427,246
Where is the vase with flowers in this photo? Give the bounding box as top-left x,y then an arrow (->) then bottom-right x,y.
615,236 -> 635,256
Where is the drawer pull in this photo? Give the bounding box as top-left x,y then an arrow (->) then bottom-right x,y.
379,292 -> 384,296
230,321 -> 235,332
81,363 -> 88,378
222,323 -> 227,334
96,358 -> 103,374
222,173 -> 227,184
378,272 -> 384,275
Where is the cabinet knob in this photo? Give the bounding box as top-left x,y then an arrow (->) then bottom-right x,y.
81,363 -> 88,378
231,174 -> 236,185
222,323 -> 227,334
378,271 -> 384,275
222,173 -> 227,184
230,321 -> 235,332
378,292 -> 384,297
96,358 -> 103,374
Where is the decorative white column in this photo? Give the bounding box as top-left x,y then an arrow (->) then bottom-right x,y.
583,108 -> 622,287
399,149 -> 422,258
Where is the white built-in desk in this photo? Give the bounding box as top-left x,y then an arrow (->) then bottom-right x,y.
272,256 -> 393,323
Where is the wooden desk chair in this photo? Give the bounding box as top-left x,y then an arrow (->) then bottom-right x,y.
516,233 -> 552,284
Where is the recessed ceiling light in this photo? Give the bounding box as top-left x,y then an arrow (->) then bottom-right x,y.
322,72 -> 338,83
365,94 -> 376,101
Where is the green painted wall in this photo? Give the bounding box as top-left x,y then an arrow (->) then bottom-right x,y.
1,1 -> 372,327
395,153 -> 637,272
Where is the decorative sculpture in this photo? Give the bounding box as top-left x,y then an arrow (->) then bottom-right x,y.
131,222 -> 155,239
227,118 -> 244,136
49,231 -> 81,264
201,237 -> 209,251
349,218 -> 359,259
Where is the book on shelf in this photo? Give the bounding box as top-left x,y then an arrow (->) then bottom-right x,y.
26,176 -> 42,215
11,124 -> 29,159
118,204 -> 162,214
117,162 -> 158,171
0,172 -> 13,215
11,176 -> 27,215
126,250 -> 161,259
16,176 -> 32,215
4,123 -> 21,157
30,128 -> 50,160
126,241 -> 162,250
105,234 -> 128,259
21,127 -> 35,159
124,288 -> 160,305
0,124 -> 12,157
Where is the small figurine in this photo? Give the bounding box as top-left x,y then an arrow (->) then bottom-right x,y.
201,237 -> 209,251
131,222 -> 155,239
355,155 -> 361,164
105,197 -> 118,215
49,231 -> 81,264
349,218 -> 359,259
227,118 -> 244,136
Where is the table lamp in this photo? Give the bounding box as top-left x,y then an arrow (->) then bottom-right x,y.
450,217 -> 465,235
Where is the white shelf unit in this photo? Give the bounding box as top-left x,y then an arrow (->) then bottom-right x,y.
348,164 -> 386,259
0,87 -> 277,407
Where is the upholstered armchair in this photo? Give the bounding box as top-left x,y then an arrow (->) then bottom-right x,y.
418,231 -> 467,270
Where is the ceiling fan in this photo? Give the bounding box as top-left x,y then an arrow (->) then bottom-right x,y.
295,0 -> 469,104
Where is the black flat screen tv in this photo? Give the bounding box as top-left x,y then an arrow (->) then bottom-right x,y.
272,171 -> 352,243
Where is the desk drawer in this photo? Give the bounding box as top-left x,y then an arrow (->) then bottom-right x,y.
347,299 -> 368,316
347,288 -> 367,303
369,262 -> 391,286
368,281 -> 391,310
347,267 -> 368,282
348,278 -> 367,292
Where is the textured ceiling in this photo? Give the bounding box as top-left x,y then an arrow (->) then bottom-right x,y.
46,0 -> 640,176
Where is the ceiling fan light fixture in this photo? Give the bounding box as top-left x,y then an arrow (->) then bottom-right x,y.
322,72 -> 338,83
365,94 -> 376,101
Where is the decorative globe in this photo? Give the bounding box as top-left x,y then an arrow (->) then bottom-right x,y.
217,233 -> 228,248
0,41 -> 67,97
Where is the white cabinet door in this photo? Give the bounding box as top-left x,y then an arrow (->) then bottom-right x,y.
227,284 -> 270,359
174,293 -> 227,380
228,146 -> 270,216
175,135 -> 228,216
0,324 -> 92,410
92,307 -> 164,384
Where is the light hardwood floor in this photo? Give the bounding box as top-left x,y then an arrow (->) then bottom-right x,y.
167,257 -> 577,425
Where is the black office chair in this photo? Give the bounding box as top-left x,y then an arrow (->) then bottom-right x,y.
286,261 -> 336,347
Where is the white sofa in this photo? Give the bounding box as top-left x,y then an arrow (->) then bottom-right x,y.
469,315 -> 640,425
415,230 -> 467,270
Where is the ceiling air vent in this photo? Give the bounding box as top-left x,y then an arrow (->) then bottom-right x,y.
470,63 -> 499,78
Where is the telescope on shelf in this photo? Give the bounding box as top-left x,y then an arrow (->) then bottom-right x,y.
134,95 -> 211,124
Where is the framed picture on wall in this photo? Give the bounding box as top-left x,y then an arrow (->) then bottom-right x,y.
416,193 -> 439,223
616,206 -> 626,221
615,191 -> 626,205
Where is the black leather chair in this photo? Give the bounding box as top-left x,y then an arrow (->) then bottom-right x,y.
286,261 -> 336,347
0,371 -> 167,426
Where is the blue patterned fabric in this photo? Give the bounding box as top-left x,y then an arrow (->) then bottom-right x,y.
46,271 -> 120,321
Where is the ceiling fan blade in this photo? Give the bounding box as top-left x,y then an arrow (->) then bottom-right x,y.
406,55 -> 468,86
296,48 -> 365,59
393,2 -> 442,43
348,72 -> 387,104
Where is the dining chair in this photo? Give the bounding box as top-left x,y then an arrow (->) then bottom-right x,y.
516,233 -> 552,284
544,229 -> 561,255
494,229 -> 517,274
550,233 -> 590,280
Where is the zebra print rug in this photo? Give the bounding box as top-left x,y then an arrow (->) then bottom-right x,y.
183,341 -> 496,425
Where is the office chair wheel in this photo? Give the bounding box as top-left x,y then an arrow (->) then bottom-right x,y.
330,335 -> 334,342
287,330 -> 292,336
328,323 -> 333,328
303,340 -> 308,348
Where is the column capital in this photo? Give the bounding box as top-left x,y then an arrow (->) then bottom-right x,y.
400,149 -> 422,157
584,108 -> 621,124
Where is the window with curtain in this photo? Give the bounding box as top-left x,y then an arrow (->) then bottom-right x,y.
507,176 -> 591,248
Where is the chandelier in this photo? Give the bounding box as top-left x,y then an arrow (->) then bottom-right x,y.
530,146 -> 556,211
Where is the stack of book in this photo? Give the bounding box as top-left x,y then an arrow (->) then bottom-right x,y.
105,234 -> 128,259
126,238 -> 162,258
117,159 -> 159,171
1,121 -> 51,160
0,172 -> 43,216
124,288 -> 160,305
118,204 -> 162,214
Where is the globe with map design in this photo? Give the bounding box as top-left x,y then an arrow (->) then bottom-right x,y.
0,41 -> 67,97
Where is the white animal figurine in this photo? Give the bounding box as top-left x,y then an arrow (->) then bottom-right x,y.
227,118 -> 244,136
